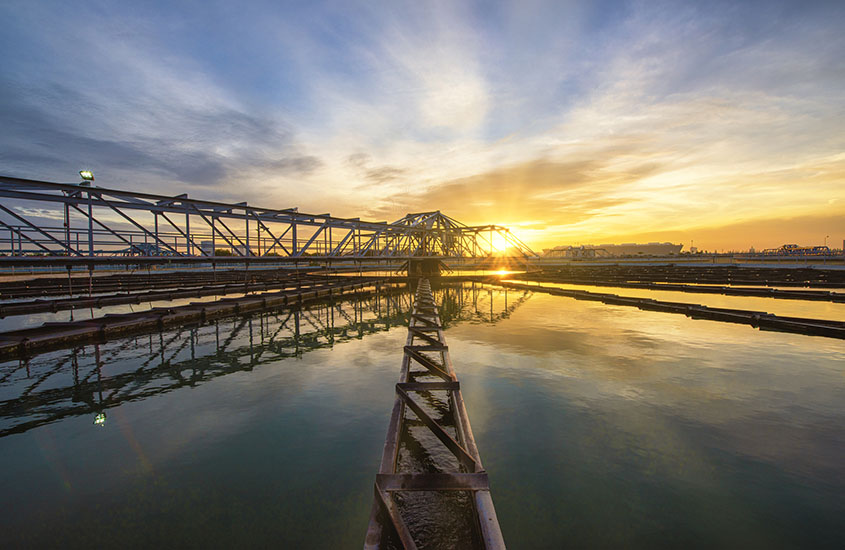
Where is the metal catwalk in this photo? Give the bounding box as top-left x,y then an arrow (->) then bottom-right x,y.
0,175 -> 535,264
365,279 -> 506,549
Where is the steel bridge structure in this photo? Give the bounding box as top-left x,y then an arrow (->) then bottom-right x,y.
0,176 -> 536,268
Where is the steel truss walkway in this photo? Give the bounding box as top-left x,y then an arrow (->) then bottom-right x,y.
365,278 -> 505,549
0,175 -> 535,264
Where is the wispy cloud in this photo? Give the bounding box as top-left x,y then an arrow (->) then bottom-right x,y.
1,0 -> 843,249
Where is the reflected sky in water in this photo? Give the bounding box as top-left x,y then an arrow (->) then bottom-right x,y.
452,290 -> 844,549
505,279 -> 845,322
0,283 -> 843,548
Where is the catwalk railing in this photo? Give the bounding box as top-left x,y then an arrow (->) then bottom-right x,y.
0,176 -> 536,264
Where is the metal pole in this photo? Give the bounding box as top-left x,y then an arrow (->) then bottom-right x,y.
64,200 -> 70,255
88,190 -> 94,257
185,208 -> 191,255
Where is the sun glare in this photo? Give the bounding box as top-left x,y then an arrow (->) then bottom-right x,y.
490,231 -> 510,253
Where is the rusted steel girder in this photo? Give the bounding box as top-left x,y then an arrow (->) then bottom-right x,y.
364,278 -> 505,549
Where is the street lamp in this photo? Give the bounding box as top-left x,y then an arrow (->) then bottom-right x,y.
79,170 -> 94,186
824,235 -> 829,247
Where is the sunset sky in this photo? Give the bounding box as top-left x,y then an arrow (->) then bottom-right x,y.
2,0 -> 843,252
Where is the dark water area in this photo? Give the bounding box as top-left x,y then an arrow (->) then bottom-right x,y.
0,283 -> 843,548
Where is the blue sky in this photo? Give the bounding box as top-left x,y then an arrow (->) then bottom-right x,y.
1,0 -> 843,249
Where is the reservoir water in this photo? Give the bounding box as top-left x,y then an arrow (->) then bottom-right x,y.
1,282 -> 843,548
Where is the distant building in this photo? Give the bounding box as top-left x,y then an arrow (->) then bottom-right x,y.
541,246 -> 598,259
542,242 -> 683,258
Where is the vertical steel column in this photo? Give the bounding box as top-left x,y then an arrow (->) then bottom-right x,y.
64,199 -> 71,255
185,206 -> 191,256
87,190 -> 94,257
245,209 -> 250,257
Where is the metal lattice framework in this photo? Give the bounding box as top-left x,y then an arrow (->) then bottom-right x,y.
365,279 -> 506,548
0,175 -> 536,264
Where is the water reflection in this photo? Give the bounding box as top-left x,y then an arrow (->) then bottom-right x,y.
1,279 -> 842,548
504,279 -> 845,322
447,292 -> 845,549
0,283 -> 530,438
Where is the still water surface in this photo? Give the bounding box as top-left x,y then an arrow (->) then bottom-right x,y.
0,283 -> 843,548
505,279 -> 845,321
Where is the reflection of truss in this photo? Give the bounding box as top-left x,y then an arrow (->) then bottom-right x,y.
0,176 -> 536,263
0,284 -> 531,438
439,281 -> 533,325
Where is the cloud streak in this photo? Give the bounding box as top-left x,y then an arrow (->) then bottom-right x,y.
1,0 -> 843,249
